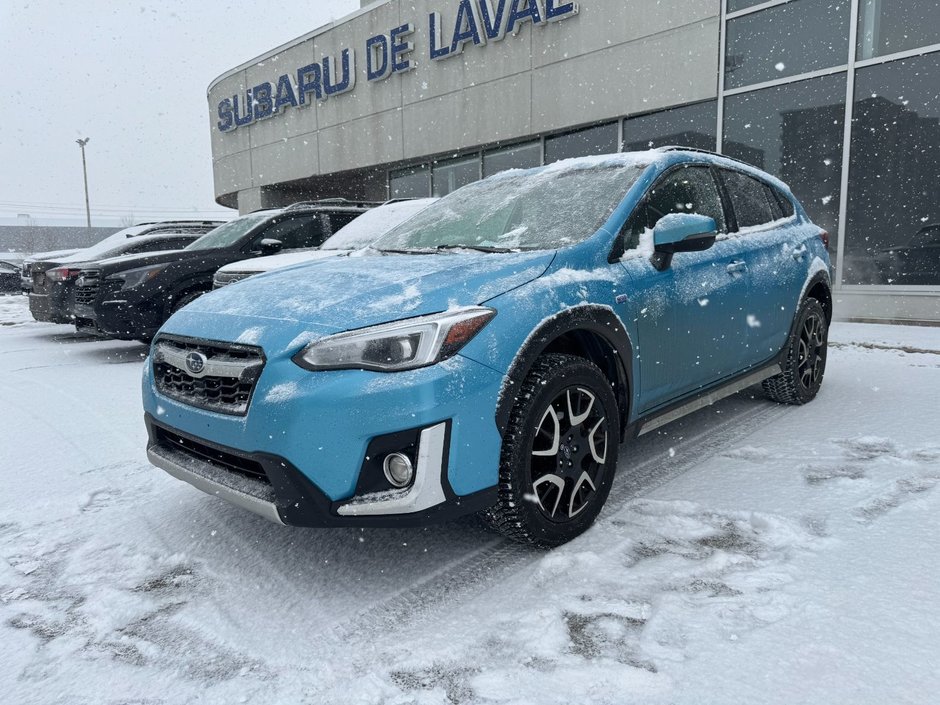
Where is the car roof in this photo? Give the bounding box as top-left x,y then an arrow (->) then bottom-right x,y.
487,147 -> 794,198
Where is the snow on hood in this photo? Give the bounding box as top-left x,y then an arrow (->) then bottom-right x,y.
169,251 -> 555,343
216,248 -> 351,276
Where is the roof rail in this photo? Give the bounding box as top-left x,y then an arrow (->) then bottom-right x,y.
655,146 -> 758,169
283,198 -> 384,212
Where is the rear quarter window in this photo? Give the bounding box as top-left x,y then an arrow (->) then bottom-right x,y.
771,186 -> 796,218
721,169 -> 776,230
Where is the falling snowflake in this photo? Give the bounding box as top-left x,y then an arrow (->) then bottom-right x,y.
747,315 -> 762,328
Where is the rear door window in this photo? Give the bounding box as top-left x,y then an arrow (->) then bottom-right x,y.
326,211 -> 362,235
258,215 -> 329,250
720,169 -> 777,230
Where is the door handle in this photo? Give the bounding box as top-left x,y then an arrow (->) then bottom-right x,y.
726,260 -> 747,275
791,244 -> 808,260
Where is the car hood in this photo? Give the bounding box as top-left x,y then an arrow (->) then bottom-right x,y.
93,247 -> 217,274
216,248 -> 350,275
166,251 -> 555,343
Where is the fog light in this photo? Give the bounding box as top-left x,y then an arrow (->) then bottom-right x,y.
383,452 -> 414,488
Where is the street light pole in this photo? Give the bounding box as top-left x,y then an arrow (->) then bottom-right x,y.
76,138 -> 91,228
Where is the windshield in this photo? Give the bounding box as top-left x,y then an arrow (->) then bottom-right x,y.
185,212 -> 272,251
66,227 -> 144,261
322,199 -> 437,250
372,163 -> 645,252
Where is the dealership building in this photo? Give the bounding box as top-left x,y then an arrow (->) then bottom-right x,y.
208,0 -> 940,323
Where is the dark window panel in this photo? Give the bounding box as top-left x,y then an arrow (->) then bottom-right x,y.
727,0 -> 767,13
432,155 -> 480,196
845,54 -> 940,286
725,0 -> 850,89
390,165 -> 431,198
858,0 -> 940,60
544,122 -> 619,164
483,141 -> 541,177
763,183 -> 785,220
720,169 -> 775,229
326,211 -> 361,235
723,74 -> 846,251
622,101 -> 717,152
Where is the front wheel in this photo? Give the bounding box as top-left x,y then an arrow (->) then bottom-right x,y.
763,297 -> 828,405
483,353 -> 620,547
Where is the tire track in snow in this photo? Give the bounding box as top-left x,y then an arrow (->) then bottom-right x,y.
324,394 -> 792,647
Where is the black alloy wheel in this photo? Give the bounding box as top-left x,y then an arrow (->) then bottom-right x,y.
763,297 -> 828,405
484,353 -> 620,547
530,385 -> 610,522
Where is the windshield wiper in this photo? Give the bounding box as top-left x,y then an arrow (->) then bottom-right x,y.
432,244 -> 517,253
371,247 -> 439,256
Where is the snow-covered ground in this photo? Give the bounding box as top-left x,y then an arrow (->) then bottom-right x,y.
1,293 -> 938,705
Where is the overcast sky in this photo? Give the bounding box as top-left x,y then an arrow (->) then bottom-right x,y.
0,1 -> 359,226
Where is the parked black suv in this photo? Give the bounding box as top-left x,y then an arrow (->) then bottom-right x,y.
71,201 -> 375,341
30,232 -> 211,324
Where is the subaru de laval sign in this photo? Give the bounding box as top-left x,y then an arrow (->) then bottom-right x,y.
216,0 -> 580,132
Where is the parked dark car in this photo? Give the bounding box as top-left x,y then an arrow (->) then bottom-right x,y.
20,221 -> 223,295
0,260 -> 21,294
27,221 -> 223,324
29,233 -> 204,324
875,223 -> 940,285
20,248 -> 81,292
72,200 -> 375,341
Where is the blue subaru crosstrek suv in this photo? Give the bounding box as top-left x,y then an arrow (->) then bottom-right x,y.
142,148 -> 832,546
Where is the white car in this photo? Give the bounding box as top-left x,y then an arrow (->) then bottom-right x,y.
212,198 -> 437,288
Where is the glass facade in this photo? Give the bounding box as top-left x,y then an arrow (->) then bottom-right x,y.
622,101 -> 717,152
845,53 -> 940,285
723,75 -> 845,252
544,122 -> 619,163
724,0 -> 850,89
722,0 -> 940,294
857,0 -> 940,60
483,141 -> 541,176
432,155 -> 479,196
389,165 -> 430,198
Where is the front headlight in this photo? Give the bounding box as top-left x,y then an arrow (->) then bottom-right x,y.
293,307 -> 496,372
107,264 -> 166,290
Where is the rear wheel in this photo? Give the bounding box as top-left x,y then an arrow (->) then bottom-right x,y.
763,297 -> 828,405
483,353 -> 620,547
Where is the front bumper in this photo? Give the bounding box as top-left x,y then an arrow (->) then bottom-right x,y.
73,299 -> 162,340
146,414 -> 496,527
142,346 -> 507,526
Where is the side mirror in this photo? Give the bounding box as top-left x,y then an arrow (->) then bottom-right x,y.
651,213 -> 717,270
258,238 -> 283,255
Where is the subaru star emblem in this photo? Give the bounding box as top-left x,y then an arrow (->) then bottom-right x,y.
185,351 -> 208,376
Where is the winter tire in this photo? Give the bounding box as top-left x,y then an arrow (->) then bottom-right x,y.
763,297 -> 828,405
484,353 -> 620,547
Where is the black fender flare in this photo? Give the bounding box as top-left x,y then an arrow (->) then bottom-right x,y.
802,269 -> 833,323
774,269 -> 833,368
494,305 -> 635,439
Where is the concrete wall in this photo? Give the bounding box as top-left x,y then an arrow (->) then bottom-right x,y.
0,227 -> 119,256
208,0 -> 722,212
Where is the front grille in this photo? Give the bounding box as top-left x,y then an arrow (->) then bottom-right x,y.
153,335 -> 265,416
154,425 -> 270,484
75,270 -> 101,305
74,284 -> 99,305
